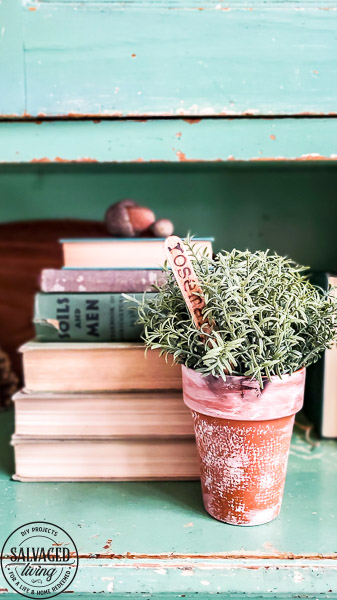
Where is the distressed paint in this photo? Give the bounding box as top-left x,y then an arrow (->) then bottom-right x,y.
193,413 -> 294,525
48,558 -> 337,595
1,1 -> 337,116
182,367 -> 305,525
0,1 -> 25,116
0,408 -> 337,594
1,411 -> 337,543
182,366 -> 306,420
1,556 -> 337,597
0,557 -> 333,596
1,119 -> 337,163
22,0 -> 337,6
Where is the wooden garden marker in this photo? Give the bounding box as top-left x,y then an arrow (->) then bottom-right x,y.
164,236 -> 213,336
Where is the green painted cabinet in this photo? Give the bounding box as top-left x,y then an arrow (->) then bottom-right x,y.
2,0 -> 337,118
1,1 -> 337,597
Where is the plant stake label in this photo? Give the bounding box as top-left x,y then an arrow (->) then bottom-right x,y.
164,236 -> 212,335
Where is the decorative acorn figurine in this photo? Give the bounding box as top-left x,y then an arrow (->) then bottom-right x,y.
105,200 -> 174,238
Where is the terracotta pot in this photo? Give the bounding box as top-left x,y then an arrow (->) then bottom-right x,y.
182,366 -> 306,526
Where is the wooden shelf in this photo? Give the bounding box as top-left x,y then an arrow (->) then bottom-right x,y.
1,118 -> 337,163
1,409 -> 337,597
2,0 -> 337,117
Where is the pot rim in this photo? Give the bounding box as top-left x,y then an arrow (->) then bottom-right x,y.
181,364 -> 306,421
182,364 -> 306,382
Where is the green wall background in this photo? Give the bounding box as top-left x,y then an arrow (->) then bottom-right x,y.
1,163 -> 336,272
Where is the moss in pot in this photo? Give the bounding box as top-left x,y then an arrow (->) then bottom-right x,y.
130,244 -> 337,526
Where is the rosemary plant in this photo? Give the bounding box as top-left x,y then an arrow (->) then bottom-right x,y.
127,243 -> 337,387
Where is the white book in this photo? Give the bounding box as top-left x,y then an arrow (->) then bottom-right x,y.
322,276 -> 337,437
20,342 -> 182,393
13,390 -> 194,437
61,237 -> 213,269
12,436 -> 200,482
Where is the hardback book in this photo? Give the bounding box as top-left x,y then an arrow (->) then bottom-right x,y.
40,268 -> 167,293
12,435 -> 200,481
304,273 -> 337,437
321,277 -> 337,437
61,237 -> 214,268
20,341 -> 182,392
34,292 -> 154,342
13,389 -> 194,437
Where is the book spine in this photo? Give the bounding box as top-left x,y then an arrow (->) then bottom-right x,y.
303,272 -> 329,437
33,293 -> 154,342
40,269 -> 167,293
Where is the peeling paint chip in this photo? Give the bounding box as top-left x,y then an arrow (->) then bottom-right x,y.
154,569 -> 167,575
181,570 -> 194,577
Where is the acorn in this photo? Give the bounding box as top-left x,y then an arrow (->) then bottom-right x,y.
105,200 -> 155,237
149,218 -> 174,238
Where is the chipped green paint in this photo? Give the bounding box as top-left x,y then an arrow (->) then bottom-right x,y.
1,119 -> 337,163
1,0 -> 337,116
0,411 -> 337,597
1,0 -> 337,596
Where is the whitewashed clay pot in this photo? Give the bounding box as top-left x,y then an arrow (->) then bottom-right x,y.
182,366 -> 306,526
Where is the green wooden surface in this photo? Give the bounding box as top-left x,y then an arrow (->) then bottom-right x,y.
1,162 -> 337,272
0,1 -> 24,117
0,410 -> 337,597
1,119 -> 337,163
1,0 -> 337,117
1,1 -> 337,596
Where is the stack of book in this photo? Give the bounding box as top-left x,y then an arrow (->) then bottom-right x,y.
12,237 -> 213,481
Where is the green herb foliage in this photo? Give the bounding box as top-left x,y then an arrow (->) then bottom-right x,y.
126,243 -> 337,388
